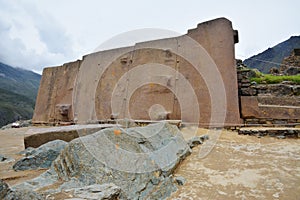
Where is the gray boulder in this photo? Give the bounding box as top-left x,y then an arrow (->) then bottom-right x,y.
286,66 -> 299,75
293,85 -> 300,95
187,136 -> 203,148
0,154 -> 8,162
187,135 -> 209,148
15,122 -> 191,199
13,140 -> 67,171
17,147 -> 36,156
0,179 -> 10,199
0,155 -> 14,163
0,179 -> 42,200
174,176 -> 186,186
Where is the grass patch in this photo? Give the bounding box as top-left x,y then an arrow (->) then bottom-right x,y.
250,74 -> 300,84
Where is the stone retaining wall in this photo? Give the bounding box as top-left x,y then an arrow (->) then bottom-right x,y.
237,63 -> 300,127
238,127 -> 300,138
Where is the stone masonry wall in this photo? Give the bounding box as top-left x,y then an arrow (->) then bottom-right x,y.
237,62 -> 300,126
280,49 -> 300,75
32,60 -> 81,124
33,18 -> 241,127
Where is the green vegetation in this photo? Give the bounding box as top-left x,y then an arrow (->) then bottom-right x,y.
0,62 -> 41,127
0,63 -> 41,101
0,88 -> 35,127
250,74 -> 300,84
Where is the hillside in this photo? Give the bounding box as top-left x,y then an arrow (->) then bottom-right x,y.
0,62 -> 41,127
244,36 -> 300,73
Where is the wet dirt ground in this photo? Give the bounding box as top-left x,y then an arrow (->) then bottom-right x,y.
0,127 -> 299,199
170,127 -> 300,200
0,127 -> 47,186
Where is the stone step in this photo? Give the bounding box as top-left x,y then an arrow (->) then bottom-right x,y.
24,124 -> 119,148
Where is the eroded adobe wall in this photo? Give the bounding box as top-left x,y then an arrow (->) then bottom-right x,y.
33,18 -> 241,127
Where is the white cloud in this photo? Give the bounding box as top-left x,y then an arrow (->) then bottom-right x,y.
0,0 -> 78,73
0,0 -> 299,73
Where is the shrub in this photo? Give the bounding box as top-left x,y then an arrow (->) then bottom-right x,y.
250,74 -> 300,84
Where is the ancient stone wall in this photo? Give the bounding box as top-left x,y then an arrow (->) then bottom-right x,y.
33,18 -> 241,127
280,49 -> 300,75
237,64 -> 300,126
32,60 -> 81,124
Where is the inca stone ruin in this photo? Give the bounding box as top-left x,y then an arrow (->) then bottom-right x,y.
33,17 -> 299,127
33,18 -> 240,127
1,17 -> 300,200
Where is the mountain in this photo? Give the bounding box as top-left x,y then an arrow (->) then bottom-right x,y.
0,62 -> 41,127
244,36 -> 300,73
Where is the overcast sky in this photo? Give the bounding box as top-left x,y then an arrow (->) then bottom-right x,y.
0,0 -> 299,73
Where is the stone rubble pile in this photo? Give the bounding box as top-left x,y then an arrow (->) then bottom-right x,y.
8,122 -> 199,200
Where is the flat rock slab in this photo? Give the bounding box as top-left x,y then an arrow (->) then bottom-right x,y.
24,124 -> 119,148
239,127 -> 300,138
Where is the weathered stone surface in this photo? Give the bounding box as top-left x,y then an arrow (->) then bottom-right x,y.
33,18 -> 241,127
14,123 -> 191,199
1,179 -> 42,200
238,127 -> 300,138
256,96 -> 300,106
293,85 -> 300,96
264,84 -> 293,96
240,96 -> 300,120
17,147 -> 36,156
0,154 -> 8,162
187,136 -> 203,148
32,61 -> 81,124
237,59 -> 300,126
4,189 -> 43,200
13,140 -> 67,171
0,179 -> 10,199
276,135 -> 286,139
286,67 -> 300,75
187,135 -> 209,148
241,87 -> 257,96
174,176 -> 186,186
280,49 -> 300,75
245,84 -> 295,96
65,183 -> 121,200
269,67 -> 280,75
0,155 -> 14,163
24,124 -> 117,148
56,104 -> 72,122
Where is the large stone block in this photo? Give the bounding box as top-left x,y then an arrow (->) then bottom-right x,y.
240,96 -> 300,119
24,124 -> 117,148
33,60 -> 81,124
33,18 -> 241,127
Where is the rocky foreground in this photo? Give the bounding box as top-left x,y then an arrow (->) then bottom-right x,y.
0,124 -> 299,199
0,123 -> 200,199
